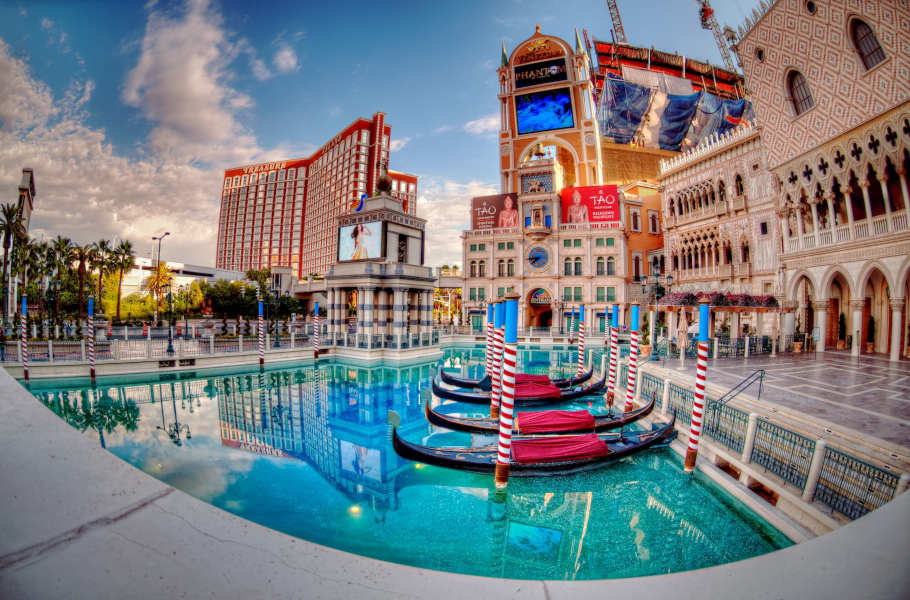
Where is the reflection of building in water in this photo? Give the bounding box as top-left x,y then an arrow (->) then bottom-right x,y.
214,361 -> 431,512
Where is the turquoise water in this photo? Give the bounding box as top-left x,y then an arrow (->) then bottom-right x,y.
26,346 -> 791,580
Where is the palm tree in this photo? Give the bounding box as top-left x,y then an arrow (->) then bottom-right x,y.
50,236 -> 74,324
245,268 -> 271,298
114,240 -> 135,323
74,244 -> 92,320
90,239 -> 112,312
0,203 -> 24,321
143,261 -> 173,315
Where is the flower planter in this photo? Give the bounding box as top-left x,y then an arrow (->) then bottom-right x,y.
639,344 -> 652,359
836,340 -> 846,350
865,342 -> 875,353
793,341 -> 803,353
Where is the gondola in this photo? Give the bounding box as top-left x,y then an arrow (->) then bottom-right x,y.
431,371 -> 606,406
439,367 -> 594,392
391,411 -> 677,476
425,391 -> 656,435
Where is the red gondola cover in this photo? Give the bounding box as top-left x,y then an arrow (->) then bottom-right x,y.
514,381 -> 562,399
515,373 -> 551,384
511,434 -> 609,464
516,410 -> 595,433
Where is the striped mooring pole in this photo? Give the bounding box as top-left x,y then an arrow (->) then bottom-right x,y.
258,299 -> 265,369
624,303 -> 640,412
312,301 -> 320,358
490,301 -> 505,419
493,293 -> 519,490
608,304 -> 620,407
88,297 -> 96,383
576,304 -> 586,376
684,301 -> 712,473
568,305 -> 576,342
485,303 -> 494,382
20,296 -> 29,383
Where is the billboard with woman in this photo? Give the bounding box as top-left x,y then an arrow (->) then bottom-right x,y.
338,221 -> 383,261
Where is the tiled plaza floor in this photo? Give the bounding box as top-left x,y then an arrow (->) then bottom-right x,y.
652,351 -> 910,450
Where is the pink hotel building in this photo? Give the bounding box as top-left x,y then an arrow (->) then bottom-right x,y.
215,112 -> 418,279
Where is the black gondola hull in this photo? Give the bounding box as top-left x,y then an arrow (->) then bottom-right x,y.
392,412 -> 677,476
425,392 -> 656,435
439,367 -> 594,391
431,372 -> 606,406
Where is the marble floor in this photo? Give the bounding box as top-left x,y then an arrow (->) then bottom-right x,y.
652,351 -> 910,450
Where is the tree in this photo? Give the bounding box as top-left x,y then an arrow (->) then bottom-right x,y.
142,261 -> 174,317
245,268 -> 271,298
113,240 -> 135,323
0,203 -> 24,321
50,236 -> 74,324
90,239 -> 112,311
74,244 -> 92,320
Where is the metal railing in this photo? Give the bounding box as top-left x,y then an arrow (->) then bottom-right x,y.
813,446 -> 901,520
714,369 -> 765,406
639,372 -> 664,408
750,420 -> 816,491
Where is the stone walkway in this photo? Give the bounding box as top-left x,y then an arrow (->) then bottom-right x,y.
652,351 -> 910,449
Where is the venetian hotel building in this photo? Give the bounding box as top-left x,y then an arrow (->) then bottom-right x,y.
215,112 -> 417,279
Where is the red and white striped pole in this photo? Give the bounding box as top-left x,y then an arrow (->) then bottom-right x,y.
312,301 -> 320,359
576,304 -> 586,376
490,301 -> 505,419
20,297 -> 29,383
568,305 -> 576,343
685,300 -> 712,473
494,293 -> 519,489
484,303 -> 494,383
88,297 -> 96,382
624,303 -> 640,412
257,299 -> 265,369
608,304 -> 619,407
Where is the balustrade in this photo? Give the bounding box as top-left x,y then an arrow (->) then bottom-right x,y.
871,215 -> 889,235
854,221 -> 869,238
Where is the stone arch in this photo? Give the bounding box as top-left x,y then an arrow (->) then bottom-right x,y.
786,268 -> 818,304
818,265 -> 856,300
896,255 -> 910,293
518,137 -> 579,186
856,260 -> 897,298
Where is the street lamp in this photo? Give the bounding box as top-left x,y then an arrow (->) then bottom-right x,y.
641,273 -> 673,303
166,282 -> 175,356
555,299 -> 564,334
152,231 -> 170,324
272,289 -> 280,348
157,390 -> 191,445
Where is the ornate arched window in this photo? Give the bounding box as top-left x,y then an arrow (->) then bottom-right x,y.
497,259 -> 505,277
787,70 -> 814,116
851,19 -> 885,70
507,259 -> 515,277
564,258 -> 572,276
574,257 -> 583,276
718,181 -> 726,203
478,260 -> 486,277
470,261 -> 477,278
735,174 -> 745,196
596,257 -> 605,276
607,257 -> 616,276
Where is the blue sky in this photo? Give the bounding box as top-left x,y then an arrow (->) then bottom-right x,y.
0,0 -> 757,269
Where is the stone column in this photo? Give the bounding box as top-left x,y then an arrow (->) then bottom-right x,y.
879,174 -> 893,218
649,307 -> 657,344
825,194 -> 836,229
845,186 -> 856,232
362,287 -> 375,348
889,298 -> 904,362
730,311 -> 741,341
327,288 -> 336,339
810,200 -> 820,245
860,182 -> 873,223
850,299 -> 864,357
393,288 -> 406,346
897,168 -> 909,210
813,300 -> 828,354
668,309 -> 678,344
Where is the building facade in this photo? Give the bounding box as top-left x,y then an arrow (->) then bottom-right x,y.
659,124 -> 779,304
460,29 -> 665,332
734,0 -> 910,359
215,113 -> 417,280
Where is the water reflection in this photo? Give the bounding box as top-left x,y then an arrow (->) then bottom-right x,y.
27,350 -> 790,579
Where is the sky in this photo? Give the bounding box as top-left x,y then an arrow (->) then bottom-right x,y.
0,0 -> 758,270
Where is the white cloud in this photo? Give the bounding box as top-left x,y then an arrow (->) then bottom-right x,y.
0,39 -> 56,131
463,114 -> 499,136
122,0 -> 261,164
417,178 -> 497,268
272,42 -> 298,73
432,124 -> 453,134
40,17 -> 53,30
389,137 -> 410,152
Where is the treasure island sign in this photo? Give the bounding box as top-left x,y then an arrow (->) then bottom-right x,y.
514,37 -> 565,66
530,288 -> 552,305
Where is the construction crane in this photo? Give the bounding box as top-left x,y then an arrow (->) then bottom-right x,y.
606,0 -> 627,44
697,0 -> 737,72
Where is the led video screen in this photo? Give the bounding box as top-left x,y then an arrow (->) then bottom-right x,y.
515,87 -> 574,135
337,221 -> 382,261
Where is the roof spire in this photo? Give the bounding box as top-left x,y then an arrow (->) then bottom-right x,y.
501,41 -> 508,68
574,28 -> 583,54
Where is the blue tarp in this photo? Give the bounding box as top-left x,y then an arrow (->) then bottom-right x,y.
597,77 -> 754,152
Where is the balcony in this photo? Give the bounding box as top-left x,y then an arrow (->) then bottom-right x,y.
463,227 -> 519,238
783,210 -> 909,254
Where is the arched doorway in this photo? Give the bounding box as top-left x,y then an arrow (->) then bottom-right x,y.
860,267 -> 890,354
826,272 -> 851,350
527,288 -> 553,328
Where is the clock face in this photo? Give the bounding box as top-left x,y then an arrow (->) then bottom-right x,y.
528,246 -> 549,268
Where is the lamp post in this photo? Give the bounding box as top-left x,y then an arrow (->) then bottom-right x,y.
272,289 -> 280,348
555,299 -> 564,334
166,283 -> 174,356
641,273 -> 673,342
157,390 -> 191,446
151,232 -> 170,325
